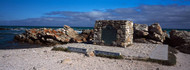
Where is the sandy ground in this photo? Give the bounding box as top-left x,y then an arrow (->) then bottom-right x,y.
0,45 -> 190,70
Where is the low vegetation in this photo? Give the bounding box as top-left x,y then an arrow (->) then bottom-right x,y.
52,47 -> 70,52
95,54 -> 124,59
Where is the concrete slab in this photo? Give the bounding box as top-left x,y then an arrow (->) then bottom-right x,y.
68,47 -> 87,54
55,43 -> 168,60
94,50 -> 121,56
149,45 -> 168,60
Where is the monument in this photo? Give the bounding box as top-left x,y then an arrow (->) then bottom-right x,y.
93,20 -> 134,47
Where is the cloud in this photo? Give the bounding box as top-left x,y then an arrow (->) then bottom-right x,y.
1,4 -> 190,29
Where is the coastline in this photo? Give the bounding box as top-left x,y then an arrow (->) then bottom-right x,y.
0,24 -> 190,70
0,44 -> 190,70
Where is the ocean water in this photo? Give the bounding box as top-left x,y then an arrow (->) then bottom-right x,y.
0,26 -> 189,49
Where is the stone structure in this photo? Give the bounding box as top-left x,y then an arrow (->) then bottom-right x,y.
93,20 -> 133,47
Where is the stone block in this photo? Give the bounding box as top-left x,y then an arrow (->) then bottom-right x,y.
94,50 -> 121,56
68,47 -> 87,54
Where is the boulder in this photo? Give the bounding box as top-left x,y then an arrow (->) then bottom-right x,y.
148,23 -> 163,35
80,29 -> 94,43
133,24 -> 149,38
64,25 -> 78,38
148,23 -> 166,42
133,23 -> 168,44
169,30 -> 190,53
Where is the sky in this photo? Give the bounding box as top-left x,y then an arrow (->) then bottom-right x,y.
0,0 -> 190,29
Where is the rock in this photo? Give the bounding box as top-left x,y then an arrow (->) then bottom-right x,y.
169,30 -> 190,53
86,51 -> 95,57
46,38 -> 54,43
148,32 -> 165,42
82,29 -> 92,34
63,59 -> 72,64
64,25 -> 78,38
148,23 -> 163,35
80,29 -> 94,43
133,24 -> 149,38
14,25 -> 91,46
133,23 -> 168,44
163,30 -> 170,44
133,38 -> 149,43
148,23 -> 166,42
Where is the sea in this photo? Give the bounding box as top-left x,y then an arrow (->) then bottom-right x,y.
0,26 -> 189,49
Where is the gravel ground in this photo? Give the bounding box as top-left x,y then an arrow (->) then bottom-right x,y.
0,44 -> 190,70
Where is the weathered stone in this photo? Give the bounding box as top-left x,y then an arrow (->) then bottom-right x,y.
169,30 -> 190,54
93,20 -> 133,47
86,51 -> 95,57
148,23 -> 166,42
14,25 -> 86,46
80,29 -> 94,43
133,23 -> 169,44
148,23 -> 163,35
64,25 -> 78,38
148,32 -> 164,42
133,24 -> 149,38
46,38 -> 54,43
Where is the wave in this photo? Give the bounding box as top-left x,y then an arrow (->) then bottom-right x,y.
10,28 -> 28,31
76,30 -> 82,34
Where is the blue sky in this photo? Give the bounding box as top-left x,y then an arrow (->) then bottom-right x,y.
0,0 -> 190,28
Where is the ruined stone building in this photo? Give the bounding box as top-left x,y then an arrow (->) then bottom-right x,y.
93,20 -> 133,47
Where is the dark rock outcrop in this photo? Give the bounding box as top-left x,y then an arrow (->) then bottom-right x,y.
14,25 -> 93,46
169,30 -> 190,53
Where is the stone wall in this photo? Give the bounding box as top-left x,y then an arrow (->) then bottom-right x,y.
93,20 -> 133,47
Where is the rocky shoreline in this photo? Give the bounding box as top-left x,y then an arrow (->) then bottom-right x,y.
14,23 -> 190,54
14,25 -> 93,46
